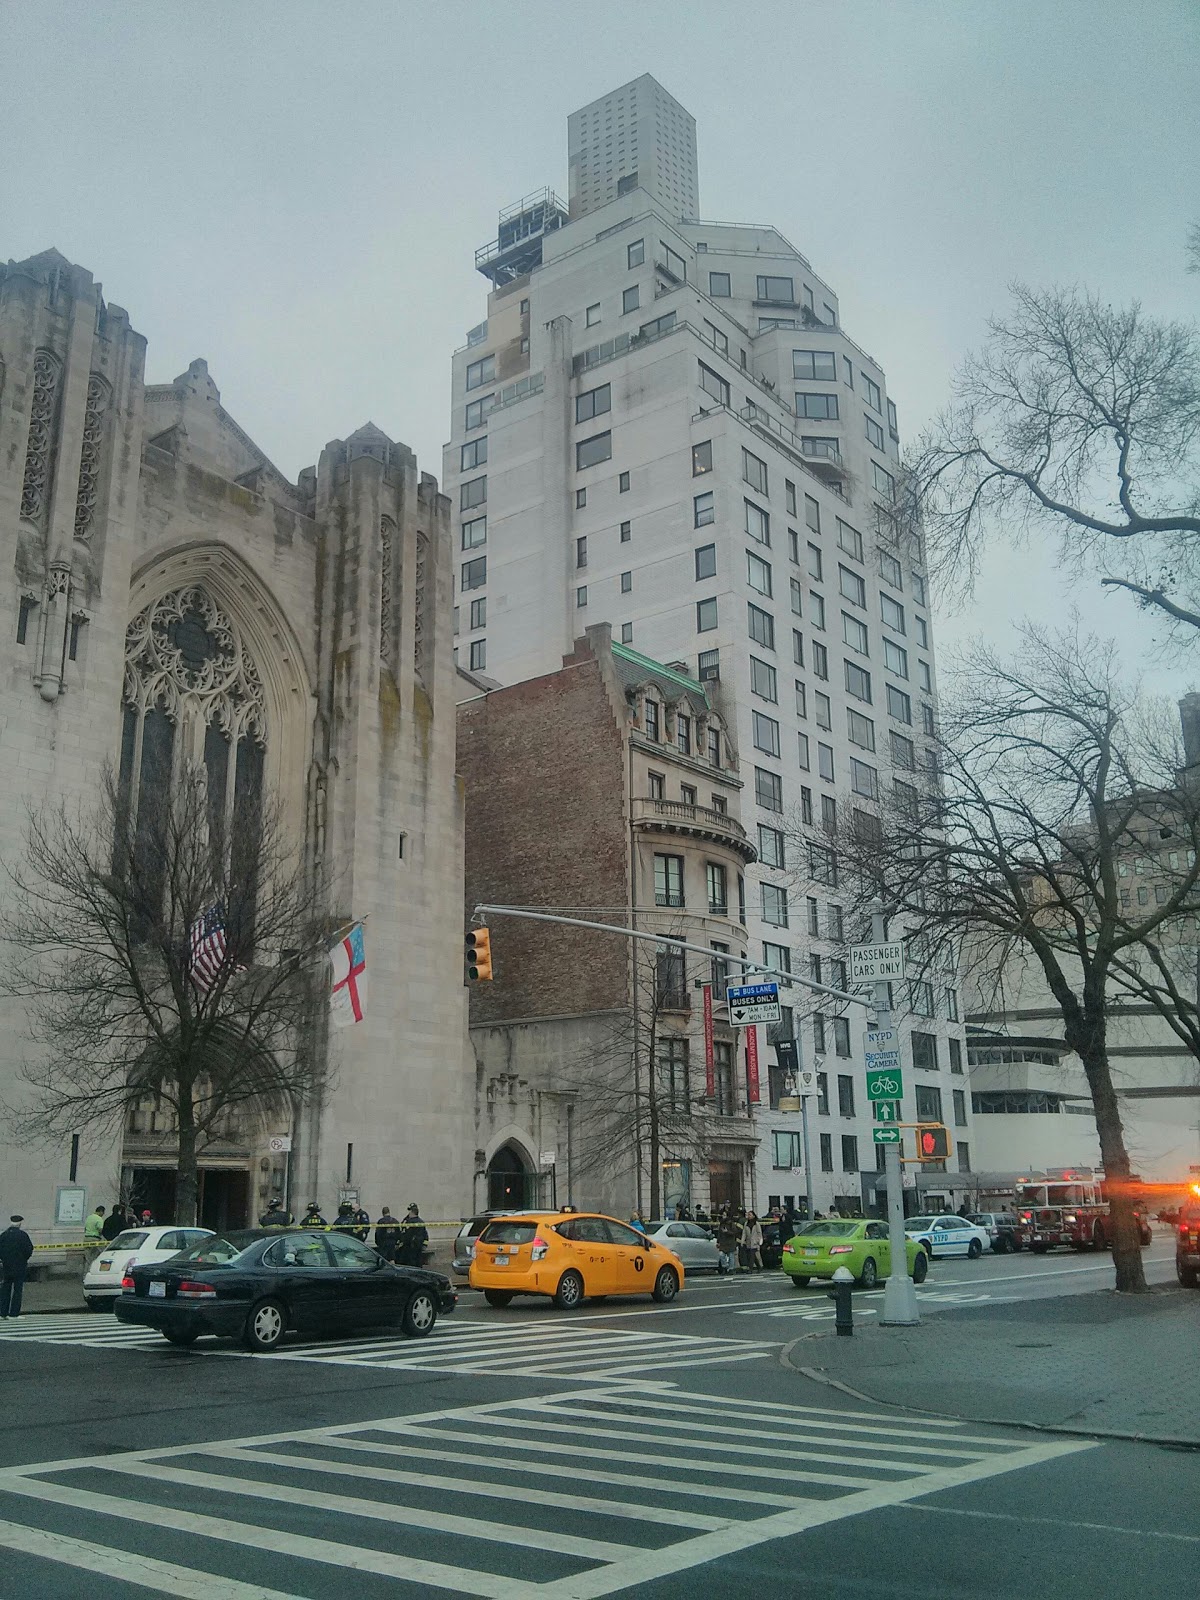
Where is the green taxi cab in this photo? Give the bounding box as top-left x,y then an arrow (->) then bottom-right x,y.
781,1219 -> 929,1289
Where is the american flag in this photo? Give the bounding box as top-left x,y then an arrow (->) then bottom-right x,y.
188,902 -> 228,993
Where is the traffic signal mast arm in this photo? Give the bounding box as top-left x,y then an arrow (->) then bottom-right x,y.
470,903 -> 874,1011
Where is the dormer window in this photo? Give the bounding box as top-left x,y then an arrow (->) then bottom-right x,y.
644,699 -> 660,742
677,714 -> 691,755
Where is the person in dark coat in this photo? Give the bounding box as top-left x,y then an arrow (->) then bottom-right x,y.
0,1216 -> 35,1319
301,1202 -> 327,1228
395,1204 -> 429,1267
374,1207 -> 400,1261
259,1198 -> 293,1228
352,1204 -> 371,1243
101,1205 -> 127,1242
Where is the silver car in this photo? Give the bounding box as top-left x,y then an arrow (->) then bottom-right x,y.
643,1220 -> 721,1273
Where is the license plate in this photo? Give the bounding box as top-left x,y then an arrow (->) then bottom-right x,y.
492,1256 -> 509,1267
148,1281 -> 166,1298
803,1249 -> 819,1258
98,1260 -> 111,1272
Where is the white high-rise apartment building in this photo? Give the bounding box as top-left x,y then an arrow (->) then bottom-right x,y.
447,76 -> 973,1215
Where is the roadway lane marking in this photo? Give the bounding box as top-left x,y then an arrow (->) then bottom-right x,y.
0,1516 -> 300,1599
910,1503 -> 1200,1544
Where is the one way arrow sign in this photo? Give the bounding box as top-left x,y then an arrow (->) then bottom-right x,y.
874,1100 -> 901,1123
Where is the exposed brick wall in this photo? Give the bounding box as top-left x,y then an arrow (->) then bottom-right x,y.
459,652 -> 630,1023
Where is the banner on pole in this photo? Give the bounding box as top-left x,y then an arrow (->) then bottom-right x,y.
702,983 -> 715,1099
746,1025 -> 760,1105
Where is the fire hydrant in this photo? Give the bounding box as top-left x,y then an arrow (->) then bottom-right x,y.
827,1265 -> 855,1336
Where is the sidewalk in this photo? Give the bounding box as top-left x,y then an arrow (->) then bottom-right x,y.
790,1283 -> 1200,1447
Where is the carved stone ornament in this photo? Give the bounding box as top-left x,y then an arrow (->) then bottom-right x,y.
73,373 -> 110,541
20,349 -> 61,524
124,584 -> 266,744
413,531 -> 428,680
379,515 -> 394,664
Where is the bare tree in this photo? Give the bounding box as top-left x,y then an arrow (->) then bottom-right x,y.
803,628 -> 1200,1291
909,283 -> 1200,636
1,769 -> 329,1225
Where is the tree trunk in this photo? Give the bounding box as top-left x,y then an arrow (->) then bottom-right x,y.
648,1089 -> 661,1221
175,1094 -> 199,1227
1072,1024 -> 1147,1293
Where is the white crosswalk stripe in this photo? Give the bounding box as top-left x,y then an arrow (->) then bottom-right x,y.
0,1385 -> 1095,1598
0,1311 -> 776,1378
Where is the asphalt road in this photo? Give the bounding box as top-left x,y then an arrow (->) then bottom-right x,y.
0,1238 -> 1193,1598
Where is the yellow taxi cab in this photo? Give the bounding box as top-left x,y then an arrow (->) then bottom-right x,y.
468,1209 -> 685,1309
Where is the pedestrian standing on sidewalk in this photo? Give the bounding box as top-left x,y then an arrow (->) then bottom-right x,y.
0,1216 -> 34,1320
396,1203 -> 428,1267
715,1211 -> 740,1275
83,1205 -> 106,1271
101,1205 -> 126,1242
375,1207 -> 400,1261
742,1212 -> 764,1271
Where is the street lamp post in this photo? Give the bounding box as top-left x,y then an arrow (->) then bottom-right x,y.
871,901 -> 920,1327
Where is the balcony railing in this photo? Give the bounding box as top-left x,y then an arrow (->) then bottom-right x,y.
632,797 -> 757,864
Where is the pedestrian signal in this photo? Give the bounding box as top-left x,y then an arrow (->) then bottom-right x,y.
916,1124 -> 950,1161
465,927 -> 493,982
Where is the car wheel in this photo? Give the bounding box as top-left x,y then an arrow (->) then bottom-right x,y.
242,1297 -> 287,1352
403,1290 -> 437,1338
554,1270 -> 585,1310
859,1257 -> 878,1290
483,1290 -> 514,1308
791,1276 -> 810,1289
911,1250 -> 928,1284
162,1326 -> 198,1347
651,1266 -> 679,1304
920,1241 -> 933,1260
1178,1260 -> 1198,1288
1093,1223 -> 1107,1251
967,1238 -> 983,1259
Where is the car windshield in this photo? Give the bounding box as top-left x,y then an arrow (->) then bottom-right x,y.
170,1233 -> 258,1266
110,1231 -> 149,1250
906,1217 -> 936,1228
795,1221 -> 860,1237
479,1220 -> 537,1245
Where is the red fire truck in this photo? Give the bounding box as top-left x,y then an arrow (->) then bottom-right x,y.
1014,1169 -> 1152,1252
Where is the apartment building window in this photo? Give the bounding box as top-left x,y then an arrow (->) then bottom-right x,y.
797,731 -> 810,770
461,437 -> 488,471
916,1084 -> 943,1124
953,1089 -> 968,1128
806,541 -> 823,581
773,1131 -> 802,1169
712,1039 -> 735,1115
763,940 -> 791,975
949,1038 -> 964,1075
469,597 -> 486,630
575,488 -> 587,510
830,1018 -> 849,1058
918,660 -> 932,692
695,597 -> 718,634
890,731 -> 915,771
847,709 -> 875,751
788,528 -> 800,565
648,772 -> 665,800
845,661 -> 872,704
698,648 -> 720,682
575,383 -> 611,423
837,1074 -> 855,1117
793,350 -> 837,381
452,606 -> 459,638
820,1134 -> 833,1172
747,552 -> 773,599
841,1135 -> 859,1172
576,585 -> 587,607
644,700 -> 660,742
863,374 -> 882,412
465,394 -> 493,430
690,491 -> 716,533
888,398 -> 900,440
575,536 -> 588,570
709,728 -> 722,767
705,862 -> 728,914
824,302 -> 837,325
752,712 -> 780,759
887,685 -> 912,724
759,825 -> 785,869
461,556 -> 486,591
621,473 -> 631,493
704,320 -> 729,357
755,768 -> 783,812
790,577 -> 804,616
750,656 -> 777,702
817,743 -> 835,782
709,271 -> 731,297
576,432 -> 612,470
461,516 -> 487,550
843,614 -> 870,655
821,794 -> 837,833
757,275 -> 794,303
795,680 -> 807,718
828,903 -> 844,940
743,449 -> 769,495
693,440 -> 713,476
830,956 -> 847,990
808,842 -> 837,886
747,604 -> 775,650
654,853 -> 684,908
627,238 -> 645,268
461,476 -> 487,511
710,942 -> 730,997
843,357 -> 855,389
865,414 -> 885,451
784,479 -> 797,515
793,631 -> 805,668
745,500 -> 770,546
656,1037 -> 691,1110
873,462 -> 897,500
879,549 -> 902,588
837,520 -> 864,562
586,302 -> 601,326
469,640 -> 486,672
811,641 -> 828,680
915,615 -> 929,649
796,393 -> 839,421
677,715 -> 692,755
466,354 -> 495,390
912,570 -> 928,606
699,362 -> 730,406
801,786 -> 813,824
762,883 -> 788,927
908,980 -> 934,1018
850,759 -> 879,800
884,638 -> 909,679
911,1032 -> 938,1071
881,593 -> 906,635
622,285 -> 640,315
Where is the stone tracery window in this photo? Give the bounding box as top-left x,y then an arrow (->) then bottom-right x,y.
379,516 -> 395,665
20,349 -> 61,525
413,531 -> 428,683
73,373 -> 111,542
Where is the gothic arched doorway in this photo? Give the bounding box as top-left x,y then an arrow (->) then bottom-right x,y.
486,1143 -> 535,1210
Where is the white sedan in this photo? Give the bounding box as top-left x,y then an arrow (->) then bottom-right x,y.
642,1220 -> 722,1273
903,1214 -> 990,1260
84,1225 -> 213,1308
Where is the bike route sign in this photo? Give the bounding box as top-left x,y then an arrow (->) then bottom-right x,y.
866,1065 -> 905,1102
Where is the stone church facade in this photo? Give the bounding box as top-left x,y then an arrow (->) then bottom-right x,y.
0,249 -> 471,1235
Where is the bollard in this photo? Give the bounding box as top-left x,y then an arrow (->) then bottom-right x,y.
827,1265 -> 855,1336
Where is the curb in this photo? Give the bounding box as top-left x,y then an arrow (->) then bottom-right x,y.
780,1339 -> 1200,1452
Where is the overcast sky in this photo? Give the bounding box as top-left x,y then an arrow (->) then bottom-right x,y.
3,0 -> 1196,697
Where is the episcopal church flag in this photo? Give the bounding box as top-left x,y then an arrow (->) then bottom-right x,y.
329,923 -> 367,1027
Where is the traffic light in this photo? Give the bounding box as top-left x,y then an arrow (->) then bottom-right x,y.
465,927 -> 493,982
916,1124 -> 950,1162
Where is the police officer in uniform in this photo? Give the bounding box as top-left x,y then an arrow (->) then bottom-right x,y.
395,1203 -> 428,1267
333,1201 -> 359,1236
259,1198 -> 293,1228
374,1207 -> 400,1261
351,1203 -> 371,1243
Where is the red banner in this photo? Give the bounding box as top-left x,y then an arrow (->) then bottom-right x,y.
702,984 -> 715,1098
746,1025 -> 760,1105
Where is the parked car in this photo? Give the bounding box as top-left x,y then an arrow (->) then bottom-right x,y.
113,1228 -> 455,1351
759,1220 -> 785,1269
1176,1200 -> 1200,1288
470,1210 -> 684,1308
781,1219 -> 929,1289
83,1225 -> 213,1309
968,1212 -> 1028,1254
904,1214 -> 990,1259
643,1219 -> 721,1273
451,1211 -> 521,1279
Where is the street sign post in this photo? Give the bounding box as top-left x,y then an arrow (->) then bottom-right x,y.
864,1027 -> 901,1070
866,1066 -> 905,1102
848,942 -> 906,983
796,1069 -> 818,1097
873,1127 -> 901,1145
726,982 -> 781,1026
